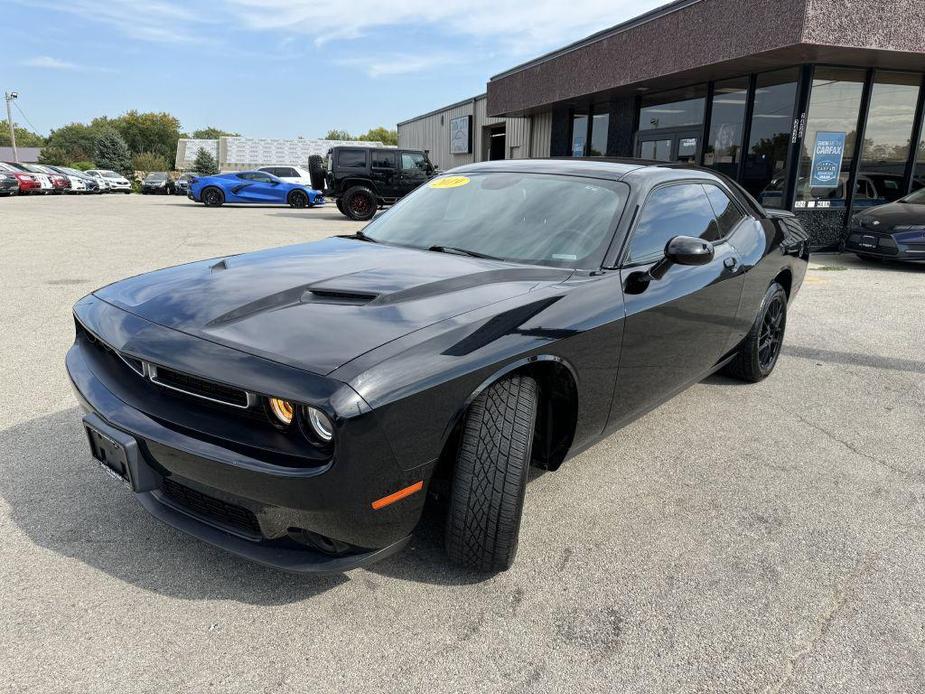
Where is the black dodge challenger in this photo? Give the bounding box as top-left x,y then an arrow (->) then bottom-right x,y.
67,159 -> 809,573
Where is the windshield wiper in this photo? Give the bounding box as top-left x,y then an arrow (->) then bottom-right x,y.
428,245 -> 501,260
341,230 -> 378,243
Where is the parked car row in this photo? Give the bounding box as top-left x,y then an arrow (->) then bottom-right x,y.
0,162 -> 134,195
141,172 -> 196,195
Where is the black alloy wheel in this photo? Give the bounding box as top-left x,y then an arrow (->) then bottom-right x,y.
289,190 -> 309,208
202,187 -> 224,207
724,282 -> 788,382
758,294 -> 785,372
343,186 -> 377,221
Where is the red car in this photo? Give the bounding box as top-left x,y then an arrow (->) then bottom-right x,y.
0,163 -> 40,194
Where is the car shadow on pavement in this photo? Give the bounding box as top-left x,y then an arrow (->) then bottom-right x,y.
0,408 -> 347,604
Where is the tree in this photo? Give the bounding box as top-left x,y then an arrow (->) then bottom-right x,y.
192,147 -> 219,175
0,123 -> 46,148
324,129 -> 353,141
45,122 -> 108,163
110,111 -> 182,167
358,127 -> 398,146
132,151 -> 168,173
191,127 -> 240,139
94,129 -> 132,174
70,161 -> 94,171
38,146 -> 70,165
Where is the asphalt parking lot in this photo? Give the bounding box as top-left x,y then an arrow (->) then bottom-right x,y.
1,193 -> 924,693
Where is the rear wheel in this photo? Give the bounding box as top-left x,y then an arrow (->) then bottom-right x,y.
724,282 -> 787,382
342,186 -> 377,221
288,190 -> 309,208
335,198 -> 346,215
201,187 -> 224,207
445,375 -> 538,572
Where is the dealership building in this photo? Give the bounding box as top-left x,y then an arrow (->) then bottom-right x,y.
397,0 -> 925,248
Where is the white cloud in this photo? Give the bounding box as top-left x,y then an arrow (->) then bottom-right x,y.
224,0 -> 667,56
21,55 -> 80,70
334,53 -> 461,78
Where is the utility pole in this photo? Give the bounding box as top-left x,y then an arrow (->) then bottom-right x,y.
4,92 -> 19,163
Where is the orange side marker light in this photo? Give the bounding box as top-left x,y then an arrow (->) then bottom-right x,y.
371,481 -> 424,510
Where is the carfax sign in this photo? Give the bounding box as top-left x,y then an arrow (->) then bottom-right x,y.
809,131 -> 846,188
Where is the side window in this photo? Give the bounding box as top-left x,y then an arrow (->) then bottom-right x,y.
401,152 -> 426,171
282,168 -> 298,177
626,184 -> 720,265
703,184 -> 746,238
254,173 -> 275,183
338,149 -> 367,168
237,173 -> 254,180
371,151 -> 396,168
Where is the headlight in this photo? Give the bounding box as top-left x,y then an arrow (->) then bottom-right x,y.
268,397 -> 294,426
306,406 -> 334,442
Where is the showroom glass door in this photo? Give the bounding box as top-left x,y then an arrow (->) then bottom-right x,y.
636,131 -> 700,162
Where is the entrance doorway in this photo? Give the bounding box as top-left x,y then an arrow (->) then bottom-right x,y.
636,129 -> 701,163
488,125 -> 506,160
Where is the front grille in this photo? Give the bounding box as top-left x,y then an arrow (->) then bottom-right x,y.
150,365 -> 250,408
161,477 -> 261,536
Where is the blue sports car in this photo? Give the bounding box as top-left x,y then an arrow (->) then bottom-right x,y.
188,170 -> 324,208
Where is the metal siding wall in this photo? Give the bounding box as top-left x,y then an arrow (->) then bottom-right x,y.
398,96 -> 532,166
531,111 -> 552,158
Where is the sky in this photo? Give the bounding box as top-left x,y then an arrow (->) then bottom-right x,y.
2,0 -> 666,139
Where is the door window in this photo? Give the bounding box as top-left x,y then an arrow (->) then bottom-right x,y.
339,149 -> 367,168
626,184 -> 720,265
401,152 -> 426,171
702,184 -> 746,237
372,151 -> 397,168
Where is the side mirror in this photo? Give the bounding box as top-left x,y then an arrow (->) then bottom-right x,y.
648,236 -> 714,281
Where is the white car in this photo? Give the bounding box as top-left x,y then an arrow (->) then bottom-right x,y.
34,164 -> 87,193
1,162 -> 53,193
257,165 -> 313,186
85,169 -> 132,193
48,166 -> 100,194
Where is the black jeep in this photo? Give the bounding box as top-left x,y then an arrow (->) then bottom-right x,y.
315,146 -> 437,221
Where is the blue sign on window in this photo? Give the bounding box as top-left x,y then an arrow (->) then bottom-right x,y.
809,131 -> 846,188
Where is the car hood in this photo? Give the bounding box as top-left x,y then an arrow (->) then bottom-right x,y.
856,202 -> 925,229
94,237 -> 572,375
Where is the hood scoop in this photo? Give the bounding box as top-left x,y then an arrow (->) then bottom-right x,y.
302,288 -> 378,305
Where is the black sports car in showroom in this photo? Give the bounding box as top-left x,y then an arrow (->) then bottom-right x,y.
66,159 -> 809,573
845,187 -> 925,262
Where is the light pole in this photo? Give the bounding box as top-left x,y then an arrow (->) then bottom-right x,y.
5,91 -> 19,163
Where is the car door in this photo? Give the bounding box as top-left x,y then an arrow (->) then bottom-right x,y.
234,172 -> 281,202
398,151 -> 428,196
370,150 -> 399,198
607,181 -> 745,429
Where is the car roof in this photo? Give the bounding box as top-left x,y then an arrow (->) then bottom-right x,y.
446,157 -> 721,182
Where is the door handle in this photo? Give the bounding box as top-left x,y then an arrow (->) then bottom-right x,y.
724,257 -> 738,270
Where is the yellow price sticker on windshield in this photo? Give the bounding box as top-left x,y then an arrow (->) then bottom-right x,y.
429,176 -> 470,189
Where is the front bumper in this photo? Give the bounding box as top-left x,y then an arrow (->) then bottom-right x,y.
845,228 -> 925,262
66,298 -> 431,573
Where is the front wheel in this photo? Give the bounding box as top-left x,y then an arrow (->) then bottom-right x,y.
288,190 -> 309,208
201,187 -> 224,207
724,282 -> 787,382
342,186 -> 377,221
445,375 -> 538,572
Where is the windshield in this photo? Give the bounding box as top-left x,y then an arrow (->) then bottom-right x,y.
900,188 -> 925,204
145,173 -> 167,181
102,171 -> 121,178
362,172 -> 627,268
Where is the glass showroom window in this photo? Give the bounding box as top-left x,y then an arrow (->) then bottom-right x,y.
857,73 -> 921,204
916,130 -> 925,192
571,113 -> 589,157
794,67 -> 866,210
638,85 -> 706,131
704,77 -> 749,178
589,112 -> 609,156
742,68 -> 799,207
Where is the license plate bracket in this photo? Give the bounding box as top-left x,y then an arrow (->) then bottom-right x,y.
85,423 -> 132,485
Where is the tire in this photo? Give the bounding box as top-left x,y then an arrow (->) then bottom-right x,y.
342,186 -> 377,221
445,375 -> 538,572
288,190 -> 309,209
336,198 -> 346,215
308,154 -> 326,191
201,187 -> 224,207
724,282 -> 787,382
